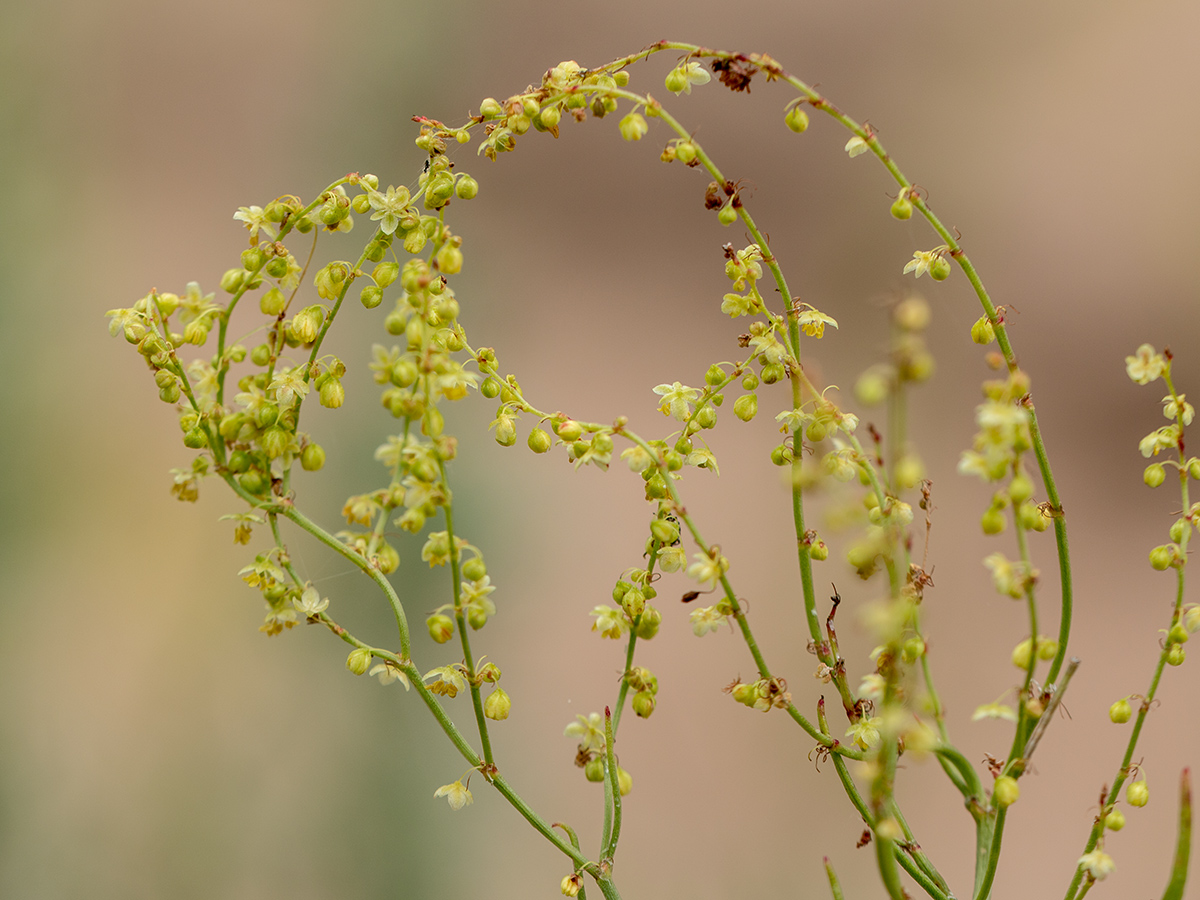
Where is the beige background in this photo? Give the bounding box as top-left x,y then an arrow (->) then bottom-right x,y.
2,0 -> 1198,898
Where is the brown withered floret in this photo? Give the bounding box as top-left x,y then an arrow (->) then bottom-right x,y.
710,57 -> 758,92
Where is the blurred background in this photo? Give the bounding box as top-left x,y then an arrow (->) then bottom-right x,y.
2,0 -> 1198,898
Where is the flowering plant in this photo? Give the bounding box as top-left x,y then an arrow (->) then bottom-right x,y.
107,42 -> 1194,900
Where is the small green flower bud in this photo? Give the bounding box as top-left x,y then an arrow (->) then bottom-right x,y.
675,141 -> 698,164
971,316 -> 996,345
981,507 -> 1006,535
1170,518 -> 1190,544
930,256 -> 952,281
526,426 -> 552,454
632,690 -> 656,718
375,542 -> 399,575
902,637 -> 926,663
556,419 -> 583,442
584,758 -> 606,783
259,287 -> 286,316
890,195 -> 913,220
704,363 -> 724,386
1189,458 -> 1200,480
261,425 -> 288,459
225,450 -> 251,475
301,443 -> 326,471
761,362 -> 786,384
435,242 -> 463,275
1170,622 -> 1189,645
319,378 -> 345,409
785,105 -> 810,133
346,647 -> 372,675
1105,808 -> 1126,831
1185,606 -> 1200,633
1166,643 -> 1185,666
718,202 -> 738,226
478,377 -> 500,399
484,688 -> 511,720
734,393 -> 758,422
479,97 -> 502,118
696,406 -> 718,429
220,267 -> 246,293
770,444 -> 793,466
634,606 -> 661,639
611,580 -> 630,603
455,175 -> 479,200
1150,545 -> 1175,570
359,285 -> 383,309
617,767 -> 632,796
1012,637 -> 1033,669
664,66 -> 689,94
183,426 -> 208,449
1109,698 -> 1133,723
645,474 -> 669,500
993,775 -> 1020,808
810,540 -> 829,561
158,380 -> 181,404
618,112 -> 648,141
1126,781 -> 1149,807
494,416 -> 517,447
1144,463 -> 1166,488
650,517 -> 679,546
351,193 -> 371,214
427,614 -> 454,643
665,451 -> 684,471
1009,470 -> 1034,504
239,470 -> 267,495
265,255 -> 289,279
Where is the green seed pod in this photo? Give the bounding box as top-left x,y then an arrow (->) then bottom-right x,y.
467,604 -> 488,630
301,443 -> 326,471
785,105 -> 809,133
674,436 -> 693,456
1105,809 -> 1126,831
612,580 -> 630,603
375,542 -> 399,574
584,758 -> 606,783
810,540 -> 829,561
480,377 -> 501,399
1109,699 -> 1133,723
1012,638 -> 1033,669
930,256 -> 952,281
319,378 -> 345,409
718,202 -> 738,226
696,407 -> 717,429
373,261 -> 399,288
1009,470 -> 1034,504
770,444 -> 793,466
1170,518 -> 1189,544
384,309 -> 406,335
971,316 -> 996,345
761,363 -> 785,384
1167,643 -> 1186,666
645,474 -> 669,500
527,427 -> 552,453
351,192 -> 371,214
705,364 -> 725,386
650,517 -> 679,546
1144,463 -> 1166,488
664,451 -> 684,472
890,195 -> 913,220
537,106 -> 561,130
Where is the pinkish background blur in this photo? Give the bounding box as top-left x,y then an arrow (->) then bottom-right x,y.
2,1 -> 1198,898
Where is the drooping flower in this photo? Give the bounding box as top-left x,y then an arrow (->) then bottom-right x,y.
653,381 -> 701,421
434,780 -> 473,811
564,712 -> 605,751
370,662 -> 411,689
844,136 -> 870,157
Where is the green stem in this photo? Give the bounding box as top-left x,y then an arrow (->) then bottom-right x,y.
973,807 -> 1006,900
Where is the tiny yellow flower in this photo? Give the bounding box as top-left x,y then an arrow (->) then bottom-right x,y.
795,305 -> 839,338
903,250 -> 939,278
689,605 -> 727,636
369,661 -> 411,689
846,716 -> 882,749
434,780 -> 473,811
1077,848 -> 1115,881
1125,343 -> 1165,385
564,712 -> 605,751
844,136 -> 870,157
1163,393 -> 1195,426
